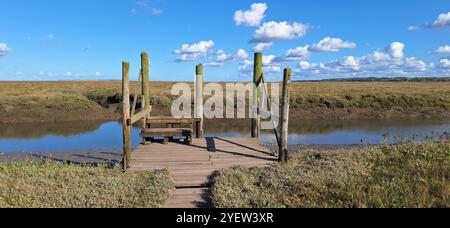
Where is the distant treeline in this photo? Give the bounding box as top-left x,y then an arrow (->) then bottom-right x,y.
296,77 -> 450,82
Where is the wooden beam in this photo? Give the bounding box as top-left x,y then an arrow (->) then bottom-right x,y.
129,106 -> 152,125
122,61 -> 132,169
279,68 -> 291,163
131,70 -> 142,116
141,52 -> 150,109
195,64 -> 204,138
141,52 -> 150,131
252,52 -> 262,138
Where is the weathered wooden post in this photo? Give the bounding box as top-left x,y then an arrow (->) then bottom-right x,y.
252,52 -> 262,138
122,61 -> 132,169
131,71 -> 142,116
141,52 -> 150,129
279,68 -> 291,163
195,64 -> 204,138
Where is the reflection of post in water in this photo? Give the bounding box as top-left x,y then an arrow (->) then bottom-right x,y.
383,133 -> 389,145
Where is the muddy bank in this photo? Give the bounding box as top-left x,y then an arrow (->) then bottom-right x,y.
1,106 -> 448,124
1,81 -> 449,123
0,144 -> 371,164
0,105 -> 450,124
0,106 -> 120,124
0,149 -> 123,165
289,107 -> 450,120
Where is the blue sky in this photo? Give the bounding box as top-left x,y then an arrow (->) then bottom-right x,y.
0,0 -> 449,81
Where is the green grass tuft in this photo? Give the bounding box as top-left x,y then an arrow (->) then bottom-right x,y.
212,140 -> 450,208
0,163 -> 174,208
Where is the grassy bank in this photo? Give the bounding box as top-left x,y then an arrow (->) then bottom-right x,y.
212,140 -> 450,208
0,163 -> 174,208
0,81 -> 449,123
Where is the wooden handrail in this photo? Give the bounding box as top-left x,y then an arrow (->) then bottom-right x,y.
128,106 -> 152,126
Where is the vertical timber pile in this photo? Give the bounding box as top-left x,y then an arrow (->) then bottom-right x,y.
122,61 -> 131,169
195,64 -> 204,138
252,52 -> 262,138
141,52 -> 150,129
279,68 -> 292,163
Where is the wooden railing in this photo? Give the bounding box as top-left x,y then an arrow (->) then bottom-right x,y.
121,51 -> 291,169
122,52 -> 152,169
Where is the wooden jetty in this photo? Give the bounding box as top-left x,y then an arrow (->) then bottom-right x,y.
128,137 -> 276,186
121,52 -> 291,208
128,137 -> 276,208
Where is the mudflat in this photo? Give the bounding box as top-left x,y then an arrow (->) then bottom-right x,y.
0,81 -> 449,123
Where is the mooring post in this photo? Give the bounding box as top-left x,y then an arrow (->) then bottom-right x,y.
141,52 -> 150,129
279,68 -> 291,163
195,64 -> 204,138
252,52 -> 262,138
122,61 -> 132,169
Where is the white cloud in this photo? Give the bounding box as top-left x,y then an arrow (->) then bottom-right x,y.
298,61 -> 312,70
0,42 -> 11,57
283,45 -> 310,61
234,3 -> 268,27
309,37 -> 357,52
252,42 -> 273,52
409,12 -> 450,30
236,49 -> 249,59
295,42 -> 449,77
177,53 -> 206,62
404,57 -> 427,71
238,55 -> 282,75
408,26 -> 419,31
238,59 -> 252,73
174,40 -> 215,54
440,58 -> 450,68
205,50 -> 235,67
262,55 -> 276,65
205,49 -> 250,67
215,50 -> 234,62
95,72 -> 101,76
174,40 -> 215,62
386,42 -> 405,59
332,56 -> 361,71
365,51 -> 392,63
435,45 -> 450,54
431,12 -> 450,28
265,65 -> 282,73
251,21 -> 309,43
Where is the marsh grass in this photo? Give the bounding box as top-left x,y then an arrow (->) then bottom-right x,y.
0,81 -> 449,122
0,163 -> 174,208
212,140 -> 450,208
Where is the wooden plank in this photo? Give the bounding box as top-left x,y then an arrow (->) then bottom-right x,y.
141,128 -> 192,137
147,117 -> 197,124
129,106 -> 152,125
129,137 -> 274,199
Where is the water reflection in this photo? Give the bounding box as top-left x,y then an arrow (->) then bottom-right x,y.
0,119 -> 448,153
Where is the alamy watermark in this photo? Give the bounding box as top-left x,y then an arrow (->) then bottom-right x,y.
170,82 -> 280,130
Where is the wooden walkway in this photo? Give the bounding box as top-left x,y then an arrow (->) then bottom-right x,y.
127,137 -> 276,208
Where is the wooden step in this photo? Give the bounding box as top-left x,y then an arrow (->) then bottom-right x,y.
141,128 -> 192,137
